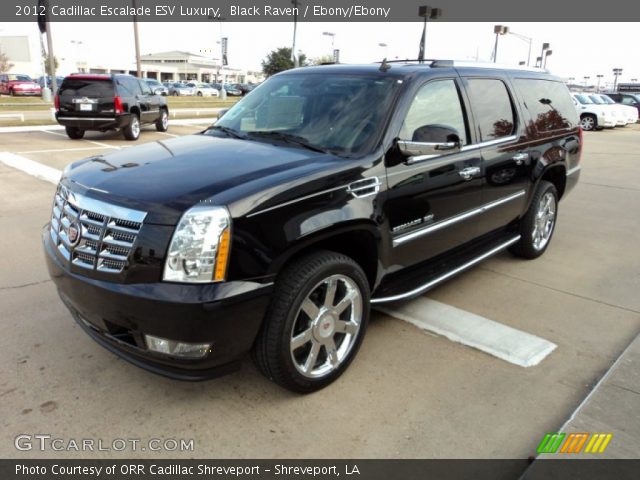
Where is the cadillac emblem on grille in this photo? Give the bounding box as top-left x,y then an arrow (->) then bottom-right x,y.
67,223 -> 80,246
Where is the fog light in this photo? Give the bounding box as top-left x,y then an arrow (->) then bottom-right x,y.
145,335 -> 212,359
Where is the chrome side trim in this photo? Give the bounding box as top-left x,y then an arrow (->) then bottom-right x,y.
566,166 -> 581,176
371,235 -> 521,304
460,135 -> 518,153
246,185 -> 348,218
393,190 -> 525,247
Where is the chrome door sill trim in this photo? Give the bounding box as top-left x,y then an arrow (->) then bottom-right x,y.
393,190 -> 525,247
566,166 -> 581,176
371,235 -> 521,304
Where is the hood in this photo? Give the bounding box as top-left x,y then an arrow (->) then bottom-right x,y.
64,134 -> 343,224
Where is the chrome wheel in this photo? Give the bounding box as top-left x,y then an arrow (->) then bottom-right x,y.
290,274 -> 362,379
131,117 -> 140,138
161,110 -> 168,130
580,115 -> 595,131
532,191 -> 556,251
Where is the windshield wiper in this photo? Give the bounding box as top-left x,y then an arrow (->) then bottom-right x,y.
246,131 -> 329,154
205,125 -> 246,139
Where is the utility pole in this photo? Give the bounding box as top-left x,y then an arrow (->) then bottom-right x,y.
44,5 -> 57,93
291,0 -> 300,68
132,0 -> 142,77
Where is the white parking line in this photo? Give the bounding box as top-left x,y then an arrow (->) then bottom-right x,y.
376,297 -> 557,367
17,146 -> 112,154
0,151 -> 61,185
39,129 -> 121,150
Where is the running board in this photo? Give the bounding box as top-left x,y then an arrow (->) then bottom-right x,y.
371,235 -> 521,304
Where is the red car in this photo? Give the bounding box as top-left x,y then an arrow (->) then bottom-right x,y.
0,73 -> 42,96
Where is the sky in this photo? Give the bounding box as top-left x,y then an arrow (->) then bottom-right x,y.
1,21 -> 638,86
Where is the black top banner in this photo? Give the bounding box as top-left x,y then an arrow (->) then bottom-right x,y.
4,0 -> 640,22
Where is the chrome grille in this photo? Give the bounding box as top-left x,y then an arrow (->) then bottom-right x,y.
50,184 -> 147,274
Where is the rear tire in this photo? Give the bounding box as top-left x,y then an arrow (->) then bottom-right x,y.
253,250 -> 370,393
65,127 -> 85,140
155,109 -> 169,132
510,180 -> 558,259
172,91 -> 179,96
122,114 -> 140,141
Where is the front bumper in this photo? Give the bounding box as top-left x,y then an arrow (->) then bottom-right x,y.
43,226 -> 272,381
12,89 -> 41,96
56,113 -> 131,131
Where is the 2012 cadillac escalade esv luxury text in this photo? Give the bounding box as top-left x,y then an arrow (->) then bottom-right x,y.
43,61 -> 582,393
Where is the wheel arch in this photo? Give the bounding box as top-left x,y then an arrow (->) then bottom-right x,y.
268,222 -> 381,290
538,163 -> 567,199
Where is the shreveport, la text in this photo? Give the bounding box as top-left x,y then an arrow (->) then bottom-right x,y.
16,464 -> 360,476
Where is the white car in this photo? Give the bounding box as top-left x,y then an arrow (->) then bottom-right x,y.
588,94 -> 627,127
187,83 -> 220,97
593,94 -> 638,125
571,93 -> 616,131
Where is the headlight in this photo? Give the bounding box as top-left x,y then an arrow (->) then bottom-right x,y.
163,205 -> 231,283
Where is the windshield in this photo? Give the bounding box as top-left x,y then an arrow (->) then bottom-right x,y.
599,95 -> 615,104
589,95 -> 604,104
8,74 -> 32,82
212,72 -> 401,156
146,80 -> 161,86
575,94 -> 593,104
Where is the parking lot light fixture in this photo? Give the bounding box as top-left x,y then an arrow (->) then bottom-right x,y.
322,31 -> 335,51
492,25 -> 509,63
612,68 -> 623,90
417,6 -> 442,62
596,74 -> 604,92
543,50 -> 552,68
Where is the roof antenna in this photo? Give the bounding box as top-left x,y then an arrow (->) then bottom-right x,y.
379,58 -> 390,72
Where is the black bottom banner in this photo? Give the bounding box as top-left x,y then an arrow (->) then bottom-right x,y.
2,459 -> 640,480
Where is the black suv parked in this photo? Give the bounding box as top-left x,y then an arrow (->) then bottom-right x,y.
43,62 -> 581,393
55,74 -> 169,140
605,92 -> 640,117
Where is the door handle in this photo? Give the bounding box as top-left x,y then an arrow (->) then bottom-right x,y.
512,152 -> 528,165
458,166 -> 480,180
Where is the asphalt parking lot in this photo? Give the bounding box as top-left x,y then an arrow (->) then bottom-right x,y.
1,122 -> 639,459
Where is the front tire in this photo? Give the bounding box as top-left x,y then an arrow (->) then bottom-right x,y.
65,126 -> 85,140
510,180 -> 558,259
253,251 -> 370,393
122,114 -> 140,141
580,114 -> 597,131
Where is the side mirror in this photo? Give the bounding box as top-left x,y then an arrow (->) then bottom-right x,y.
397,124 -> 461,162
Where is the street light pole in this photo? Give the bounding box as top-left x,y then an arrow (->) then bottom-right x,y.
492,25 -> 509,63
539,43 -> 550,68
291,0 -> 300,68
417,6 -> 441,62
596,74 -> 604,92
612,68 -> 623,91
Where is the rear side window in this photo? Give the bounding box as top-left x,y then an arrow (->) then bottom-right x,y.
116,76 -> 141,96
59,78 -> 114,97
465,79 -> 515,141
515,79 -> 578,132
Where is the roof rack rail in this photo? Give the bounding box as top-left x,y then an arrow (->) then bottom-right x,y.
373,58 -> 546,73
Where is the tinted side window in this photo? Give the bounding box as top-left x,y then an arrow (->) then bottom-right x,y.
400,79 -> 468,145
59,79 -> 114,97
139,81 -> 152,95
514,79 -> 578,132
116,76 -> 141,96
465,79 -> 515,141
621,95 -> 637,105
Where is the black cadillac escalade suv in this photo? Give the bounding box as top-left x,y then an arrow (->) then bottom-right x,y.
55,73 -> 169,141
43,61 -> 582,393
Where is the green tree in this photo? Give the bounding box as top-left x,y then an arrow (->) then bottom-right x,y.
0,49 -> 13,72
44,54 -> 59,76
310,54 -> 335,66
261,47 -> 307,77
